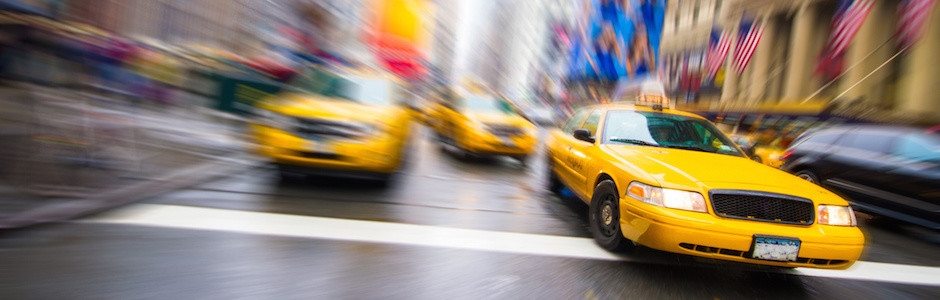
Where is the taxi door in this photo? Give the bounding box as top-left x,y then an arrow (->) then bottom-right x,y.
567,110 -> 602,198
551,110 -> 590,192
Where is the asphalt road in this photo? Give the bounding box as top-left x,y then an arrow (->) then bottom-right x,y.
1,127 -> 938,299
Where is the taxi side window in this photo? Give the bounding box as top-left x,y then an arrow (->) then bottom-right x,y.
563,110 -> 591,135
893,134 -> 940,162
582,110 -> 602,136
838,132 -> 894,154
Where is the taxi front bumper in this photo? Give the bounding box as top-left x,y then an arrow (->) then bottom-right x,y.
458,133 -> 536,156
619,199 -> 865,269
253,125 -> 403,174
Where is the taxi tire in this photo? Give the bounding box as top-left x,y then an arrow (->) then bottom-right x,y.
794,170 -> 819,184
275,164 -> 303,182
546,160 -> 563,195
371,173 -> 393,188
589,180 -> 629,252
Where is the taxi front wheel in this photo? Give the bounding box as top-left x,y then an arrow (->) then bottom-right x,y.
546,159 -> 563,195
590,180 -> 629,252
794,170 -> 819,184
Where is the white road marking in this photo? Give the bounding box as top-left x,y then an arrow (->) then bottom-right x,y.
83,204 -> 940,287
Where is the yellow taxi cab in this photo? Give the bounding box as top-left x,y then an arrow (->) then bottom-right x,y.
424,87 -> 456,133
729,134 -> 786,168
250,67 -> 413,185
432,90 -> 537,163
752,144 -> 786,168
546,98 -> 864,269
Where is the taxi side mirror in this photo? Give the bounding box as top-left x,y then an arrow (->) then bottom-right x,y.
573,128 -> 595,143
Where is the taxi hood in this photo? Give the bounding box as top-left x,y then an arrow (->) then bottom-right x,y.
466,112 -> 531,127
272,93 -> 403,122
602,145 -> 845,204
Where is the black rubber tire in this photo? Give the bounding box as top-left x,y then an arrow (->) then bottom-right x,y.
371,173 -> 393,188
589,180 -> 628,252
275,164 -> 304,182
794,169 -> 820,184
546,158 -> 563,195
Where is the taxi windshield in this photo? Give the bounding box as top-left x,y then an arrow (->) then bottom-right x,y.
287,69 -> 392,106
602,111 -> 744,157
462,96 -> 515,115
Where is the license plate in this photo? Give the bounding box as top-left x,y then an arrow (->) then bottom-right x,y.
305,140 -> 335,154
751,236 -> 800,262
501,138 -> 515,147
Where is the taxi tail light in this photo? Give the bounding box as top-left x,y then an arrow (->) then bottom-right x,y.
780,150 -> 794,161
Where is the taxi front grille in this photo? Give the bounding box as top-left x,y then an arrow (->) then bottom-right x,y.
294,118 -> 359,139
486,125 -> 522,137
709,190 -> 814,225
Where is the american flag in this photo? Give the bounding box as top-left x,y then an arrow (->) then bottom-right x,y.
817,0 -> 874,77
897,0 -> 938,48
703,28 -> 733,82
731,20 -> 765,73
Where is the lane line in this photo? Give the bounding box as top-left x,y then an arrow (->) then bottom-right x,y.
82,204 -> 940,287
83,204 -> 623,261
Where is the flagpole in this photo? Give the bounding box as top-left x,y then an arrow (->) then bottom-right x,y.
829,43 -> 912,104
800,35 -> 895,104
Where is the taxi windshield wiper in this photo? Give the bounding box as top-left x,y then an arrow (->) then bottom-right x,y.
609,138 -> 657,146
661,145 -> 715,153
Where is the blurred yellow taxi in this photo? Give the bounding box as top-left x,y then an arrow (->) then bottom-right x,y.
729,134 -> 786,168
546,99 -> 864,269
251,68 -> 412,185
432,91 -> 537,163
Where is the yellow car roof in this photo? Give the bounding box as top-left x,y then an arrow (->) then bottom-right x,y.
585,104 -> 708,120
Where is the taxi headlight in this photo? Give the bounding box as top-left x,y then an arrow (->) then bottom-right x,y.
817,205 -> 857,226
337,122 -> 387,142
626,182 -> 707,213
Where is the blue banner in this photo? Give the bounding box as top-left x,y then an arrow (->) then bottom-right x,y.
567,0 -> 666,82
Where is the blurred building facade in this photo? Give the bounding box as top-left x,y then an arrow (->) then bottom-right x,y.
430,0 -> 458,85
470,0 -> 564,101
58,0 -> 308,54
661,0 -> 940,123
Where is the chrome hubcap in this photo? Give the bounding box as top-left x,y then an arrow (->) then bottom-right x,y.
601,205 -> 613,225
798,174 -> 814,183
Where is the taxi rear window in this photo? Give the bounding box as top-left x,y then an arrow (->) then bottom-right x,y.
602,111 -> 744,157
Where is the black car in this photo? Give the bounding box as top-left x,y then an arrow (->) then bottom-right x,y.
781,126 -> 940,229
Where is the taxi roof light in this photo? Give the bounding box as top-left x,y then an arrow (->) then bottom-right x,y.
635,94 -> 670,111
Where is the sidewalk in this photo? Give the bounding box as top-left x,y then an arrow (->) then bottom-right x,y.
0,83 -> 258,228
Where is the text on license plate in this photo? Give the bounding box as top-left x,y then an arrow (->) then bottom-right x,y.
752,236 -> 800,262
501,138 -> 515,147
305,140 -> 335,154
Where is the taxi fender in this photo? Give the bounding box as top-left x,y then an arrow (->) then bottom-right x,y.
592,165 -> 628,200
599,148 -> 664,192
